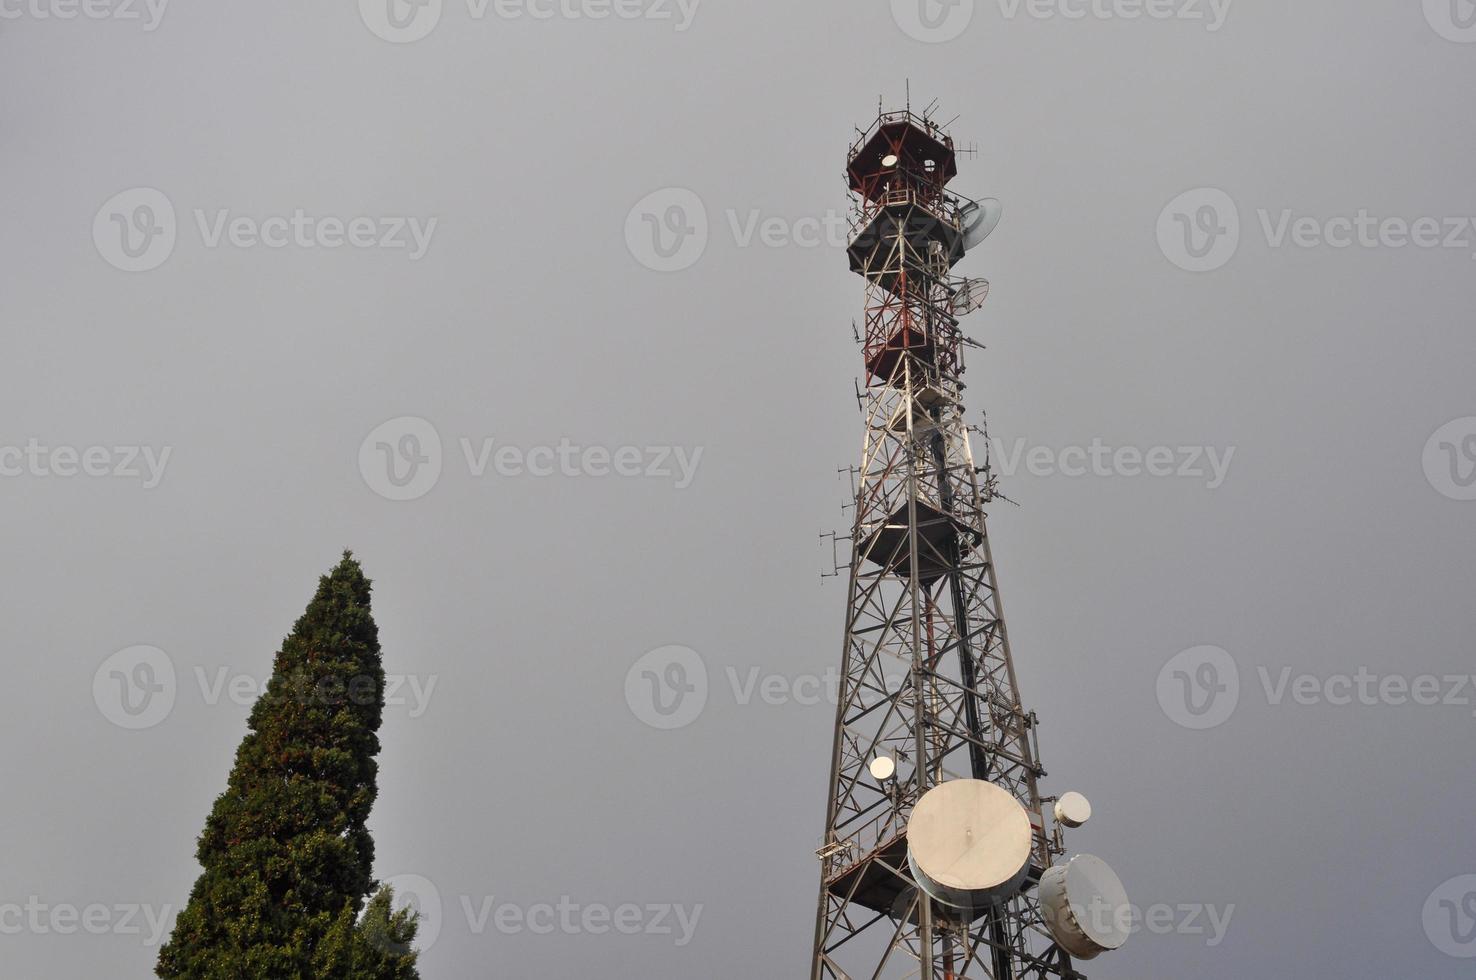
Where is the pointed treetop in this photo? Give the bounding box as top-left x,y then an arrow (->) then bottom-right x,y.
311,550 -> 373,608
157,550 -> 416,979
333,549 -> 365,580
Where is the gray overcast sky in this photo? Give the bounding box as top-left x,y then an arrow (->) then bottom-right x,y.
2,1 -> 1475,977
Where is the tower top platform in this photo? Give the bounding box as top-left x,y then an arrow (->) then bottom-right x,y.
846,109 -> 958,201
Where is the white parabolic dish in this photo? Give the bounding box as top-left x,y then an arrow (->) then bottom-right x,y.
906,779 -> 1033,909
1054,791 -> 1092,829
1039,854 -> 1131,960
959,197 -> 1004,251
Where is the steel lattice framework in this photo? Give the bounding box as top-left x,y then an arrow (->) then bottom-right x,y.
810,107 -> 1083,980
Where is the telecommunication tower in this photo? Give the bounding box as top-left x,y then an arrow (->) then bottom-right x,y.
809,104 -> 1130,979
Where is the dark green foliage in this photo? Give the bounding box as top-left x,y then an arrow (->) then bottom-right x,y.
157,553 -> 420,979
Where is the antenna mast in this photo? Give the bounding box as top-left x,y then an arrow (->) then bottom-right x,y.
808,103 -> 1131,980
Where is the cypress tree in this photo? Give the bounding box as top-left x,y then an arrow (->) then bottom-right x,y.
157,552 -> 420,979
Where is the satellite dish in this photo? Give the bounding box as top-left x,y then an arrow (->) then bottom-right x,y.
881,154 -> 899,168
1039,854 -> 1131,960
958,197 -> 1004,251
1054,792 -> 1092,828
948,278 -> 990,317
888,884 -> 926,927
869,756 -> 897,782
906,779 -> 1033,910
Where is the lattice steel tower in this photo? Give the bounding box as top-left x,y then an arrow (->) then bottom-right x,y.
809,106 -> 1125,980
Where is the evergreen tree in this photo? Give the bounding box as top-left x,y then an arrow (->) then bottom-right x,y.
158,552 -> 420,979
